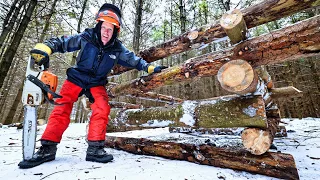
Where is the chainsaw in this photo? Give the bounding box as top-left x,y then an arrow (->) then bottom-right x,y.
21,56 -> 62,160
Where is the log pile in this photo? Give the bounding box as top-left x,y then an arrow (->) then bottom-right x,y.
108,15 -> 320,97
110,0 -> 320,75
100,1 -> 320,178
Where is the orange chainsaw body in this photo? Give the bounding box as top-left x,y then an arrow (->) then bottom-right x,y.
40,71 -> 58,101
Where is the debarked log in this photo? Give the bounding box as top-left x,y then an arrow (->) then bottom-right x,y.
105,136 -> 299,180
109,16 -> 320,97
111,0 -> 320,75
106,95 -> 267,132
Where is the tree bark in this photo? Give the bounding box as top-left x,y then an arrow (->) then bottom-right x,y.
110,0 -> 320,75
105,136 -> 299,180
109,16 -> 320,97
106,95 -> 267,132
0,0 -> 37,89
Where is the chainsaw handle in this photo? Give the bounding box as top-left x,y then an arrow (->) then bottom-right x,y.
29,56 -> 49,72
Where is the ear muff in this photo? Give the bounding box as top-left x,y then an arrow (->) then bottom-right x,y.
95,4 -> 122,33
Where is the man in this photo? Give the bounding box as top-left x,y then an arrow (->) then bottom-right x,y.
18,3 -> 166,169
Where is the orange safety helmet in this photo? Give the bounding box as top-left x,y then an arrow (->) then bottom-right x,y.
95,3 -> 122,33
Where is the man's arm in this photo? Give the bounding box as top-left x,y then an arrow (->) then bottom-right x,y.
44,34 -> 82,54
117,44 -> 167,74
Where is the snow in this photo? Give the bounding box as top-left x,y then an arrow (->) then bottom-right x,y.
180,101 -> 197,126
0,118 -> 320,180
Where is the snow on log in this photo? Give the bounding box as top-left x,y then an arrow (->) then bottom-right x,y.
104,136 -> 299,180
241,108 -> 281,155
109,16 -> 320,97
168,125 -> 287,137
111,0 -> 320,75
220,9 -> 247,44
106,95 -> 267,132
126,91 -> 184,104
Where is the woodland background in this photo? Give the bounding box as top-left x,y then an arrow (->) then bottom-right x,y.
0,0 -> 319,125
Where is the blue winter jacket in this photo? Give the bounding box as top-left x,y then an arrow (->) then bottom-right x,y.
44,28 -> 150,89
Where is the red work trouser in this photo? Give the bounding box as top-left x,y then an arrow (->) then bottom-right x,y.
41,80 -> 111,143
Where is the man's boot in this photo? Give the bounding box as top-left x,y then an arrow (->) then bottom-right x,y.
18,140 -> 57,169
86,141 -> 113,163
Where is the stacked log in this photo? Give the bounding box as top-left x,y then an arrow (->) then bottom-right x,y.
106,94 -> 267,133
105,136 -> 299,180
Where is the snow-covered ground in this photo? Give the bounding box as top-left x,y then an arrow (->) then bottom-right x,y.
0,118 -> 319,180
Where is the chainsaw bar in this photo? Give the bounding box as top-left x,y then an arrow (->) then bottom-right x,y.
22,106 -> 37,160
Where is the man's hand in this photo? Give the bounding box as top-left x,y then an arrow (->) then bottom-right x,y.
148,65 -> 168,74
30,43 -> 52,66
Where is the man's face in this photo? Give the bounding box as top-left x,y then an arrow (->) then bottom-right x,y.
101,21 -> 114,45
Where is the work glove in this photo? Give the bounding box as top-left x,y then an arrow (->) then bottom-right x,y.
148,65 -> 168,74
30,43 -> 52,66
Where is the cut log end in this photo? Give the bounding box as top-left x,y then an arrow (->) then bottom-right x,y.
220,9 -> 247,44
241,128 -> 271,155
220,9 -> 243,29
218,59 -> 256,94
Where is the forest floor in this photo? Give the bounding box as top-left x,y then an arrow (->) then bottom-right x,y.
0,117 -> 319,180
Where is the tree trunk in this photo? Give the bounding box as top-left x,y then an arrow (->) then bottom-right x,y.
0,0 -> 25,51
105,136 -> 299,180
0,0 -> 37,89
106,95 -> 267,132
0,56 -> 20,114
132,0 -> 143,53
1,0 -> 19,29
2,83 -> 23,124
109,16 -> 320,97
71,0 -> 88,65
39,0 -> 58,41
110,0 -> 320,75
